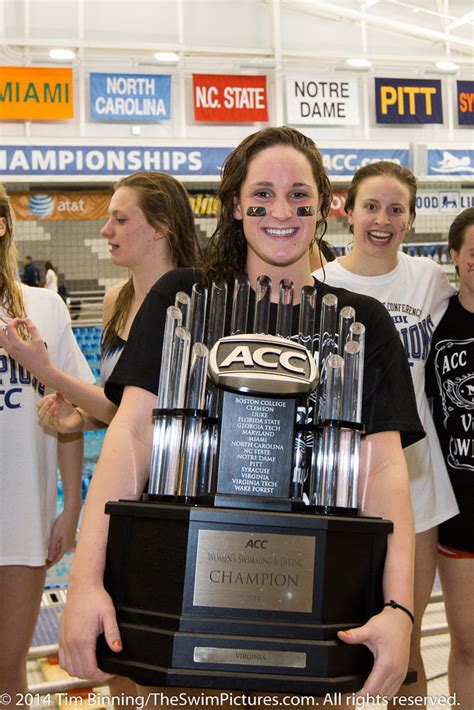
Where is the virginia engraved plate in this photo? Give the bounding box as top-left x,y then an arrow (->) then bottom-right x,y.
193,530 -> 315,612
193,647 -> 307,668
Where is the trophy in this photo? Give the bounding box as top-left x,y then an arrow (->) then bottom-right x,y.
96,276 -> 394,695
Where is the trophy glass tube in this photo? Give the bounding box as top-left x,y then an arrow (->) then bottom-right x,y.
349,322 -> 365,423
230,275 -> 250,335
150,327 -> 190,497
320,353 -> 343,507
156,306 -> 182,409
337,306 -> 355,356
291,285 -> 317,499
349,323 -> 366,509
175,291 -> 192,331
298,285 -> 317,354
199,280 -> 228,496
206,279 -> 228,350
188,283 -> 208,349
149,306 -> 183,495
178,343 -> 209,498
317,293 -> 338,422
253,275 -> 272,334
336,341 -> 361,509
276,279 -> 294,339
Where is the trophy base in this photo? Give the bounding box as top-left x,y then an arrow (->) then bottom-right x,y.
98,501 -> 392,694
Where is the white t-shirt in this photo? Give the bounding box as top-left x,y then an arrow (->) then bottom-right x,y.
314,253 -> 459,533
0,284 -> 94,566
44,268 -> 58,292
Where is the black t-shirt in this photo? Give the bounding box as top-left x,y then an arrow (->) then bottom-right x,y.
106,268 -> 423,449
425,295 -> 474,551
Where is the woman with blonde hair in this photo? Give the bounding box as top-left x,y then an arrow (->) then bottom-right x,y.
0,184 -> 93,704
0,171 -> 201,433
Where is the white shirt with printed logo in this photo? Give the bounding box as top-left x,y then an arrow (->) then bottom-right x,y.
314,252 -> 459,532
0,284 -> 94,566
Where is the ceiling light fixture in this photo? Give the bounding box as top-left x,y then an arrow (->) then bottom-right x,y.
435,60 -> 460,72
49,48 -> 75,60
346,58 -> 372,69
154,52 -> 179,63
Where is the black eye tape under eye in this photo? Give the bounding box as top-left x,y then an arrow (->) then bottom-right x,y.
246,205 -> 315,217
296,206 -> 315,217
246,206 -> 266,217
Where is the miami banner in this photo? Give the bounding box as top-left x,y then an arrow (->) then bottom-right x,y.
0,66 -> 73,120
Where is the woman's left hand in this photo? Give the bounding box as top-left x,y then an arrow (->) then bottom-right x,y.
46,510 -> 80,569
337,605 -> 412,700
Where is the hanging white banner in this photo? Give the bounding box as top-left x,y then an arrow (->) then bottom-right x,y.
286,76 -> 360,125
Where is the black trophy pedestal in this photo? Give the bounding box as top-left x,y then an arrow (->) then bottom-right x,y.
97,501 -> 392,695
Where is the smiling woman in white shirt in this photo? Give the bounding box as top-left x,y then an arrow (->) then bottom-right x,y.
314,160 -> 458,704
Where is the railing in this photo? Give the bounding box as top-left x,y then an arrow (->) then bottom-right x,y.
66,290 -> 104,327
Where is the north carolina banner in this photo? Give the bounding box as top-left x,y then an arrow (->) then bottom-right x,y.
286,76 -> 359,125
193,74 -> 268,122
0,66 -> 73,120
457,80 -> 474,126
90,73 -> 171,121
375,78 -> 443,124
10,191 -> 111,220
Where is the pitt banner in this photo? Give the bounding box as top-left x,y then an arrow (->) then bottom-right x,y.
375,78 -> 442,124
193,74 -> 268,122
0,67 -> 73,120
457,81 -> 474,125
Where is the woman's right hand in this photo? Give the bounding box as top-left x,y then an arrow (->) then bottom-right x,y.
59,583 -> 122,681
38,393 -> 84,433
0,317 -> 53,381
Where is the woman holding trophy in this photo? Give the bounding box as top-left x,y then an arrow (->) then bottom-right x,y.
56,127 -> 422,703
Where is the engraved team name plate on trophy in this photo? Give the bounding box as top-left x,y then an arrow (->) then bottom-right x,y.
210,333 -> 316,505
96,276 -> 401,694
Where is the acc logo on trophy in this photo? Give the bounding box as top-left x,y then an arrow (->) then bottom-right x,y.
209,333 -> 318,396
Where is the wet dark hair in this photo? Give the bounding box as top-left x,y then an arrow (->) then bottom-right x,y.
203,126 -> 332,288
448,208 -> 474,253
344,161 -> 417,234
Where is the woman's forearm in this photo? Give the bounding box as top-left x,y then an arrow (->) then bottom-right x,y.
68,387 -> 155,590
45,369 -> 117,424
360,431 -> 415,610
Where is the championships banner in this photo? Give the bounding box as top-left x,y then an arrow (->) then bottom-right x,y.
0,66 -> 73,120
0,145 -> 232,177
457,81 -> 474,126
90,73 -> 171,121
286,76 -> 359,125
193,74 -> 268,122
0,145 -> 409,178
375,78 -> 443,124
